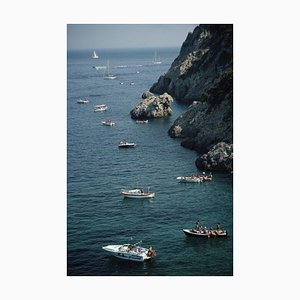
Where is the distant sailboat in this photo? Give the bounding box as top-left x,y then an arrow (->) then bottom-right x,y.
103,60 -> 117,80
92,50 -> 99,59
153,50 -> 162,64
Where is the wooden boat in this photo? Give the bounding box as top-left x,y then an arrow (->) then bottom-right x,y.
183,228 -> 227,238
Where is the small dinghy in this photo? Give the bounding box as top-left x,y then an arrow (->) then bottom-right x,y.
77,98 -> 89,104
102,241 -> 156,262
102,120 -> 115,126
118,140 -> 137,148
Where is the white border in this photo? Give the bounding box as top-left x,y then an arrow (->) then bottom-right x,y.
2,0 -> 299,299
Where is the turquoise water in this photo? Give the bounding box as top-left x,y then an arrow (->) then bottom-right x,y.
67,48 -> 233,276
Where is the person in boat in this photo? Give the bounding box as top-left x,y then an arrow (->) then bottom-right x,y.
147,246 -> 154,257
195,219 -> 201,231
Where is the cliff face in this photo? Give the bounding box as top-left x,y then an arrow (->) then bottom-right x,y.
150,24 -> 233,173
150,24 -> 233,104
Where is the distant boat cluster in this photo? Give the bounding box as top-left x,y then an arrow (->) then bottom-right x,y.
91,49 -> 163,82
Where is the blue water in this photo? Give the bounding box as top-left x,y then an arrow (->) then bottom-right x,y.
67,48 -> 233,276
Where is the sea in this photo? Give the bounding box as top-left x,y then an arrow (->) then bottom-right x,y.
67,48 -> 233,276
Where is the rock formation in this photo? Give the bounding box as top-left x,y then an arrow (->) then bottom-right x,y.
130,92 -> 173,120
150,25 -> 233,104
149,24 -> 233,173
195,142 -> 233,173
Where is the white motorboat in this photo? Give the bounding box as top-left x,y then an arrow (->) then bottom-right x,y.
102,242 -> 156,262
94,104 -> 107,112
77,98 -> 89,104
102,120 -> 115,126
118,140 -> 136,148
121,188 -> 155,199
177,176 -> 203,183
92,50 -> 99,59
136,120 -> 148,124
93,65 -> 106,70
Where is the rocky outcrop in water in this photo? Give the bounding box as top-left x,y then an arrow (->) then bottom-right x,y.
149,24 -> 233,173
130,92 -> 173,120
195,142 -> 233,173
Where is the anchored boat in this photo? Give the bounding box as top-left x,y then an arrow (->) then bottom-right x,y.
121,188 -> 155,199
177,176 -> 203,183
118,140 -> 136,148
183,223 -> 227,238
94,104 -> 107,112
102,120 -> 115,126
102,241 -> 156,262
77,98 -> 89,104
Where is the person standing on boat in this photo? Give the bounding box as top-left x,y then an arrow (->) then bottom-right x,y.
195,219 -> 201,231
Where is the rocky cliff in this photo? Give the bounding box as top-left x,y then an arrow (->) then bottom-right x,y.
150,24 -> 233,104
151,24 -> 233,173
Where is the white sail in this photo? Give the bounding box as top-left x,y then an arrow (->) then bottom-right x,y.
153,50 -> 161,64
103,59 -> 117,80
92,50 -> 99,59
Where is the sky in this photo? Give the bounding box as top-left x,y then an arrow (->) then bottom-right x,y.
67,24 -> 197,50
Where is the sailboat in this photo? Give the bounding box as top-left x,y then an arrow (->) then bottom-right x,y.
92,50 -> 99,59
103,60 -> 117,80
153,50 -> 162,64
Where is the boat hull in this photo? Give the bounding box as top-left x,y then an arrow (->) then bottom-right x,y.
118,144 -> 136,148
102,244 -> 153,262
183,229 -> 227,238
121,192 -> 155,199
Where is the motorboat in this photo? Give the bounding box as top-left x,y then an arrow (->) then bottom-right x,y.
121,188 -> 155,199
77,98 -> 89,104
102,241 -> 156,262
102,120 -> 115,126
200,172 -> 213,181
118,140 -> 136,148
177,176 -> 203,183
183,227 -> 227,238
94,104 -> 107,112
136,120 -> 148,124
93,65 -> 106,70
